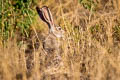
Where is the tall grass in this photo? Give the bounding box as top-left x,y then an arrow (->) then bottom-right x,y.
0,0 -> 120,80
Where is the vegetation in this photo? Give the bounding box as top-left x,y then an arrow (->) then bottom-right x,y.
0,0 -> 120,80
0,0 -> 36,41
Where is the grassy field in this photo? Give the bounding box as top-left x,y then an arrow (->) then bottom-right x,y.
0,0 -> 120,80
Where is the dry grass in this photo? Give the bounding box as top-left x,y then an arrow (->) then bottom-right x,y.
0,0 -> 120,80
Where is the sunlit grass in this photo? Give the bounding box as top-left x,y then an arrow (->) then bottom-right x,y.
0,0 -> 120,80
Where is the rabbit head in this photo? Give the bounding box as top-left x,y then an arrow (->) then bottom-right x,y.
36,6 -> 64,38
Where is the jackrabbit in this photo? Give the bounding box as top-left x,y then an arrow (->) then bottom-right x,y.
36,6 -> 64,70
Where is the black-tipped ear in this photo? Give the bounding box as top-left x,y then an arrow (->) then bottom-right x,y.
36,6 -> 47,23
36,6 -> 54,25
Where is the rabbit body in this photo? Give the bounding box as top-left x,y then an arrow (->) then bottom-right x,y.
43,33 -> 63,69
36,6 -> 64,71
43,34 -> 60,53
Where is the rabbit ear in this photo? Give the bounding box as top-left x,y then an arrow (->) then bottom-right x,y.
42,6 -> 54,25
36,6 -> 54,25
36,6 -> 46,23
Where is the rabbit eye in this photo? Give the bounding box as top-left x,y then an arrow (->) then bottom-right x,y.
58,28 -> 61,30
56,27 -> 61,30
57,27 -> 61,30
